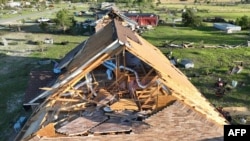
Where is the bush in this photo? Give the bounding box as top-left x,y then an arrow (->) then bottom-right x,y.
61,41 -> 69,45
235,15 -> 250,30
8,42 -> 18,45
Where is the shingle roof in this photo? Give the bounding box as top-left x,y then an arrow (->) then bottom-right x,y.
38,101 -> 223,141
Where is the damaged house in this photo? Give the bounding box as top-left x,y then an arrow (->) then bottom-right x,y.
94,7 -> 138,33
16,19 -> 228,141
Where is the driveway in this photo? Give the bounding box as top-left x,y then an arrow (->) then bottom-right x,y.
0,8 -> 60,25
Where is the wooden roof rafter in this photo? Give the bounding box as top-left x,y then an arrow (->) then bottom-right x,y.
124,35 -> 228,126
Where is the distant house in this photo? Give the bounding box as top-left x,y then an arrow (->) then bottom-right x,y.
100,2 -> 116,10
94,8 -> 138,33
124,13 -> 159,27
95,9 -> 111,20
213,23 -> 241,33
6,1 -> 21,7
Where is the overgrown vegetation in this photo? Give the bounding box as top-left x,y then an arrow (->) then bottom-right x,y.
235,15 -> 250,29
182,7 -> 203,27
54,9 -> 76,33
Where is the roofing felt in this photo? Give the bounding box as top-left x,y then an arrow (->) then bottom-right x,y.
24,71 -> 56,104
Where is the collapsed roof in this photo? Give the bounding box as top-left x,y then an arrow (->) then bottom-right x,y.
16,19 -> 228,141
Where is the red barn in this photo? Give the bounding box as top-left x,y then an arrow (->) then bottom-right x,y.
124,13 -> 159,27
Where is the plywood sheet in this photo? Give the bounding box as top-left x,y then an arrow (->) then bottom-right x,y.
110,99 -> 138,111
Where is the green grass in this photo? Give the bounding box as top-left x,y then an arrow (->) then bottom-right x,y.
30,35 -> 88,59
141,3 -> 250,110
0,54 -> 37,140
152,4 -> 250,22
142,25 -> 249,47
143,37 -> 250,110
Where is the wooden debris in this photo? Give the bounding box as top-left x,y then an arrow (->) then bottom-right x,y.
222,107 -> 250,116
36,123 -> 58,137
110,99 -> 138,111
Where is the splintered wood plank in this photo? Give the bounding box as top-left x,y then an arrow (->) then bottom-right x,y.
110,99 -> 138,111
89,117 -> 132,134
56,116 -> 108,136
97,95 -> 114,107
35,123 -> 60,137
50,53 -> 110,100
94,88 -> 112,102
222,107 -> 250,116
94,89 -> 114,108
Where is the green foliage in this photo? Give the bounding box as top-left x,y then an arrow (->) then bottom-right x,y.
55,9 -> 75,33
235,15 -> 250,30
156,0 -> 161,6
182,8 -> 202,27
39,22 -> 49,32
55,0 -> 61,4
0,0 -> 7,4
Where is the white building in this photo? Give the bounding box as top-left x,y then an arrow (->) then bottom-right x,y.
6,1 -> 21,7
213,23 -> 241,33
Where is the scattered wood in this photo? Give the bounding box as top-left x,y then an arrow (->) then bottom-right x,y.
110,99 -> 139,111
223,107 -> 250,116
36,123 -> 57,137
203,45 -> 217,48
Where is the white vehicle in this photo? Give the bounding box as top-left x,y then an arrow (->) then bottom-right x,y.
37,17 -> 50,23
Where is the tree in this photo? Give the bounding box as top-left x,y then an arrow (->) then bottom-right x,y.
0,0 -> 8,4
182,8 -> 202,27
39,22 -> 49,32
55,9 -> 75,33
235,15 -> 250,30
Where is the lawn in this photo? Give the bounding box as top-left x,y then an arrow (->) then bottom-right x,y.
142,24 -> 249,46
151,4 -> 250,24
139,2 -> 250,112
157,47 -> 250,108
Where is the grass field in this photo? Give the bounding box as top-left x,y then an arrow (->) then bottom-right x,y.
141,22 -> 250,109
142,25 -> 250,46
140,5 -> 250,108
0,2 -> 250,140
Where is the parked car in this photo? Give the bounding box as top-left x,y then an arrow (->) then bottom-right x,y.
37,17 -> 50,23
